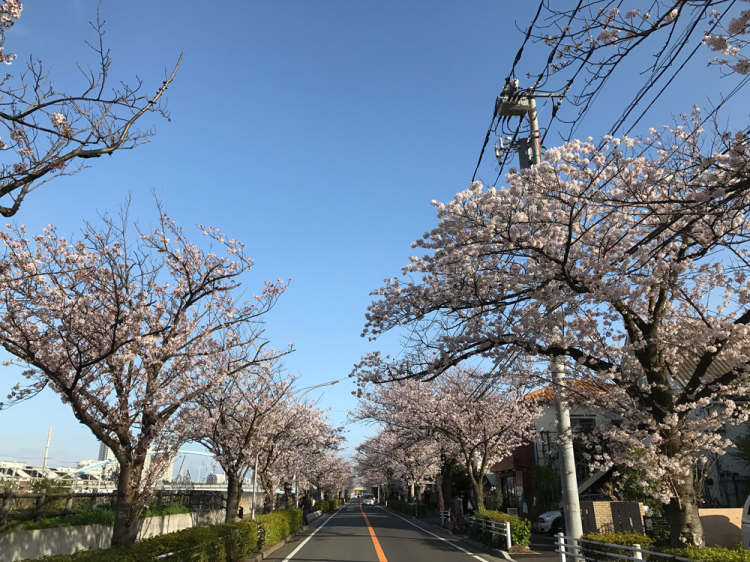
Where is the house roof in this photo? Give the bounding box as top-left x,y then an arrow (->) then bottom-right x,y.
669,356 -> 734,387
525,379 -> 612,402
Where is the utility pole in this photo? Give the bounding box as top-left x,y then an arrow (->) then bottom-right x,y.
496,83 -> 583,540
42,427 -> 52,470
552,358 -> 583,539
251,452 -> 259,519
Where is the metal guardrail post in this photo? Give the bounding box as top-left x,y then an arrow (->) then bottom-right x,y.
557,533 -> 566,562
505,521 -> 511,551
633,544 -> 642,560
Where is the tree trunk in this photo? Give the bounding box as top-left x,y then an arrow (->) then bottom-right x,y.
441,461 -> 452,510
283,482 -> 294,509
225,471 -> 241,523
260,473 -> 275,513
111,455 -> 146,548
665,472 -> 705,547
469,469 -> 484,511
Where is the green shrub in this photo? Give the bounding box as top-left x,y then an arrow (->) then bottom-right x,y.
255,508 -> 303,549
581,532 -> 653,562
313,498 -> 341,513
387,500 -> 427,517
470,508 -> 532,548
141,502 -> 193,518
3,502 -> 194,533
37,518 -> 262,561
315,499 -> 340,513
4,505 -> 116,532
683,545 -> 750,562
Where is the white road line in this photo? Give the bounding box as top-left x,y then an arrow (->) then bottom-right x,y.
282,507 -> 341,561
380,507 -> 492,562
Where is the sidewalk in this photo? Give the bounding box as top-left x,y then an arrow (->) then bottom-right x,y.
413,508 -> 560,562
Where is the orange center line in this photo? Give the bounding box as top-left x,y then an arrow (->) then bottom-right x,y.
360,504 -> 388,562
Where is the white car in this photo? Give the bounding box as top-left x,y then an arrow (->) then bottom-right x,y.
361,494 -> 376,506
538,510 -> 564,533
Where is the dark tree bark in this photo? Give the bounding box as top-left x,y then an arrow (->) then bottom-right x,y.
283,482 -> 294,509
225,471 -> 242,523
111,454 -> 146,549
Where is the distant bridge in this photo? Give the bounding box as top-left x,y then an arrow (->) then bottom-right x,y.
63,450 -> 216,477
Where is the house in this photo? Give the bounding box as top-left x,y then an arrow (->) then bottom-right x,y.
490,381 -> 616,516
492,365 -> 750,515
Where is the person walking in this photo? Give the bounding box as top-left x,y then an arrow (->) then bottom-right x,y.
301,494 -> 310,528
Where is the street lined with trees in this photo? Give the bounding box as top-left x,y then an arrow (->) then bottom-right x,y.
353,0 -> 750,548
4,0 -> 750,558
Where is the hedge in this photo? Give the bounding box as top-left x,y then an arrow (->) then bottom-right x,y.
315,498 -> 341,513
580,532 -> 654,562
37,508 -> 302,561
387,500 -> 428,517
255,508 -> 303,548
580,533 -> 750,562
683,545 -> 750,562
652,545 -> 750,562
469,508 -> 532,548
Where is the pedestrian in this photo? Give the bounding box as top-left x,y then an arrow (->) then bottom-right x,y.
237,505 -> 244,519
301,495 -> 310,527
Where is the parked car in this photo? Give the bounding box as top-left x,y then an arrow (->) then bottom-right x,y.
538,509 -> 564,533
362,494 -> 376,506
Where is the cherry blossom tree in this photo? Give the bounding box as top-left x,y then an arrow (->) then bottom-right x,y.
355,431 -> 407,500
180,351 -> 294,522
356,115 -> 750,545
0,203 -> 289,547
355,368 -> 539,507
0,0 -> 21,65
534,1 -> 750,76
256,398 -> 342,512
481,0 -> 750,166
0,4 -> 181,217
354,428 -> 438,501
303,452 -> 353,501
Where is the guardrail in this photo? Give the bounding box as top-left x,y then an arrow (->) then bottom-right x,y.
467,515 -> 512,551
555,534 -> 690,562
0,488 -> 112,529
0,488 -> 226,530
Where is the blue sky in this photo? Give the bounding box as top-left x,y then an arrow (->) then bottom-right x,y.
1,1 -> 747,478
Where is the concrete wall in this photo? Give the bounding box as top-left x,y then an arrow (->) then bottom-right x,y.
699,508 -> 743,548
0,509 -> 225,562
237,490 -> 265,517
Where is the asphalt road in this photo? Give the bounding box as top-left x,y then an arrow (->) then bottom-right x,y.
266,502 -> 508,562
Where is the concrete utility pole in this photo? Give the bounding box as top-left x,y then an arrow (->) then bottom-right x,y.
42,427 -> 52,470
495,83 -> 583,539
552,358 -> 583,539
251,452 -> 259,519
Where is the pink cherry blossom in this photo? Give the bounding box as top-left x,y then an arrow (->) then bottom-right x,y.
356,114 -> 750,546
0,202 -> 289,547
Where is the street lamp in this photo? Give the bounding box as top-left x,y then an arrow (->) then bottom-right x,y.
293,380 -> 340,502
298,379 -> 340,400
